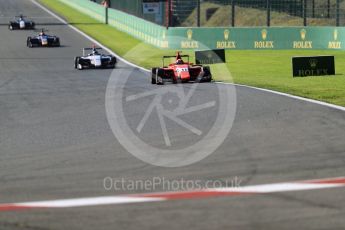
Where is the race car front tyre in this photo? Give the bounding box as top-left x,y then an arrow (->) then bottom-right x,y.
8,24 -> 13,30
27,38 -> 33,48
75,57 -> 83,70
74,57 -> 79,69
111,57 -> 117,68
151,68 -> 157,84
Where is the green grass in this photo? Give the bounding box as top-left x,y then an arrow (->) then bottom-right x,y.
39,0 -> 345,107
226,50 -> 345,106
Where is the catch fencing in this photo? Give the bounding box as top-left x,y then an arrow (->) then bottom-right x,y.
82,0 -> 345,27
170,0 -> 345,27
57,0 -> 345,51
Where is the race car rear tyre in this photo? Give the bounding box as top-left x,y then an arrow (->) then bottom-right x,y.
156,68 -> 165,85
8,25 -> 13,30
77,64 -> 83,70
110,59 -> 116,69
202,66 -> 212,82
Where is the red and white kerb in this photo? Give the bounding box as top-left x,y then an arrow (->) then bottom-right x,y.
0,176 -> 344,211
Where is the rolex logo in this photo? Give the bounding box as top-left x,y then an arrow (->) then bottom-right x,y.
261,29 -> 267,40
224,29 -> 230,40
334,29 -> 338,41
309,58 -> 318,68
187,29 -> 193,40
300,29 -> 306,40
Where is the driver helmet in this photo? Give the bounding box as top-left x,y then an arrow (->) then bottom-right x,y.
176,59 -> 183,64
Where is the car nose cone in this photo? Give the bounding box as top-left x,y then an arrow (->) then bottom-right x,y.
180,71 -> 190,79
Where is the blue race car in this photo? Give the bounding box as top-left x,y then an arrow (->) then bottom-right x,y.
27,29 -> 60,48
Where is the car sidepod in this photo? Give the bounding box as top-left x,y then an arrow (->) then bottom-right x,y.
26,21 -> 35,29
47,37 -> 60,47
101,56 -> 116,68
190,66 -> 212,82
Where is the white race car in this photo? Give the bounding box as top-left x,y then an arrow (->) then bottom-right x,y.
9,15 -> 35,30
74,47 -> 117,70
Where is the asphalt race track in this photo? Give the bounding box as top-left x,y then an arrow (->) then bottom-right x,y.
0,0 -> 345,229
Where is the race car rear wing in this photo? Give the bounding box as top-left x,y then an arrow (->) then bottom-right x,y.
162,55 -> 189,58
162,55 -> 190,66
83,47 -> 102,56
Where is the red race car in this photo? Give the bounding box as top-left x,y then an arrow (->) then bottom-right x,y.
151,52 -> 212,84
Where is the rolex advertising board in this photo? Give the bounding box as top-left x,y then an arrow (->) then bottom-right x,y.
292,56 -> 335,77
165,27 -> 343,50
195,49 -> 226,64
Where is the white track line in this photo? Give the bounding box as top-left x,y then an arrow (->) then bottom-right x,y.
0,177 -> 344,211
220,82 -> 345,112
32,0 -> 345,112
